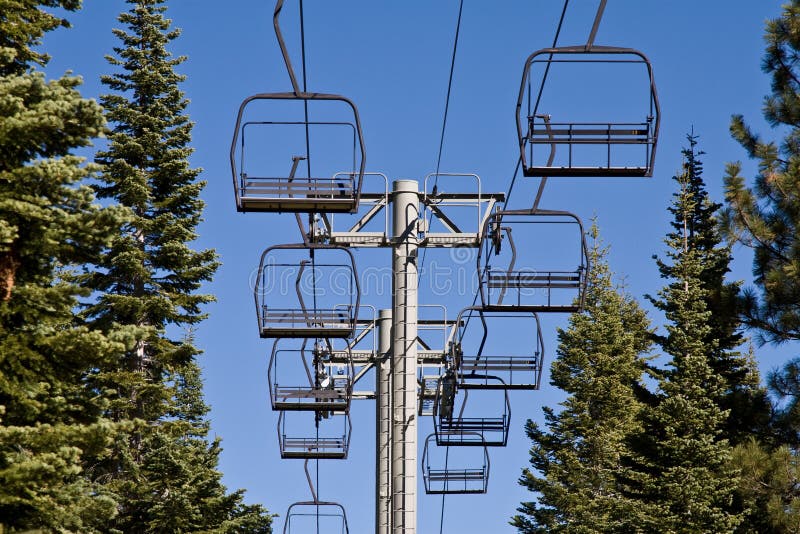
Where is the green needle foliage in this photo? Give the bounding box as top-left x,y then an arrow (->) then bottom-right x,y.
661,135 -> 769,446
626,137 -> 748,533
723,1 -> 800,347
513,223 -> 652,533
723,4 -> 800,529
0,0 -> 81,76
733,437 -> 800,533
83,0 -> 271,530
0,1 -> 129,530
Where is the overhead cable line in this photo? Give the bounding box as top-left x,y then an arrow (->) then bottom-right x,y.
297,6 -> 322,531
299,0 -> 312,180
433,0 -> 465,193
425,6 -> 465,530
465,0 -> 569,336
421,0 -> 466,277
504,0 -> 569,210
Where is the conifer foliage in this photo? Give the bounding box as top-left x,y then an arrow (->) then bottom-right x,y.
513,224 -> 652,533
0,1 -> 126,530
656,136 -> 768,446
627,138 -> 745,533
723,4 -> 800,529
723,0 -> 800,346
514,138 -> 767,533
85,0 -> 271,530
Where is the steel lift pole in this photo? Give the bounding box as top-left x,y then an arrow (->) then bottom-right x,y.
376,308 -> 393,534
391,180 -> 419,533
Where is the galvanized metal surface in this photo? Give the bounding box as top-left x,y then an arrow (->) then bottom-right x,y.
391,180 -> 419,533
376,309 -> 392,534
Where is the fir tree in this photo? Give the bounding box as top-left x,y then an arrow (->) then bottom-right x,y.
0,1 -> 128,530
626,138 -> 744,533
661,135 -> 768,445
512,223 -> 652,533
85,0 -> 272,530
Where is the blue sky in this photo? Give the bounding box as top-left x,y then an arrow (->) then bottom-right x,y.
43,1 -> 790,532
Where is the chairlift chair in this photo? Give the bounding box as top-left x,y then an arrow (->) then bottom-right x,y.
450,307 -> 545,390
268,339 -> 354,412
422,433 -> 490,495
230,97 -> 365,214
277,410 -> 352,459
417,365 -> 442,415
433,374 -> 511,447
517,45 -> 660,178
230,0 -> 366,213
254,243 -> 360,338
283,459 -> 349,534
283,501 -> 349,534
477,209 -> 589,313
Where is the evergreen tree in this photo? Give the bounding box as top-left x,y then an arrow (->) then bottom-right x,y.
661,135 -> 769,445
512,223 -> 652,533
722,5 -> 800,529
0,1 -> 128,530
85,0 -> 271,530
626,138 -> 744,533
723,0 -> 800,347
732,437 -> 800,533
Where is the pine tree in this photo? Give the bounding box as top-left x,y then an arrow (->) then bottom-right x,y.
84,0 -> 272,530
722,5 -> 800,528
732,437 -> 800,533
0,1 -> 128,530
626,138 -> 745,533
512,223 -> 653,533
723,1 -> 800,347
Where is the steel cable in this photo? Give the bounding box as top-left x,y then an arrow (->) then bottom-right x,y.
421,0 -> 465,277
504,0 -> 569,210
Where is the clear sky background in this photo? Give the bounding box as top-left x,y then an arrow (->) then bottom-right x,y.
42,1 -> 792,532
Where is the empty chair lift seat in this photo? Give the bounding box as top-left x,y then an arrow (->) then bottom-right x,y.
239,174 -> 357,213
484,269 -> 583,312
230,92 -> 366,214
434,375 -> 511,447
525,120 -> 655,177
422,433 -> 490,494
277,411 -> 351,459
436,417 -> 508,447
268,339 -> 354,412
279,437 -> 349,459
517,45 -> 660,178
477,209 -> 590,312
254,243 -> 361,339
450,307 -> 546,390
272,386 -> 350,411
283,501 -> 349,534
259,307 -> 354,338
459,357 -> 541,389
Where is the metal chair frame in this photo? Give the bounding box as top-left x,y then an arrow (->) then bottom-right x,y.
477,209 -> 589,313
230,0 -> 366,213
422,433 -> 490,495
268,339 -> 355,413
277,410 -> 352,460
283,502 -> 350,534
449,307 -> 545,390
283,459 -> 350,533
254,243 -> 361,339
433,374 -> 511,447
516,45 -> 660,178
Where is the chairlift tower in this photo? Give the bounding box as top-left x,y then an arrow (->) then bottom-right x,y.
229,1 -> 660,532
